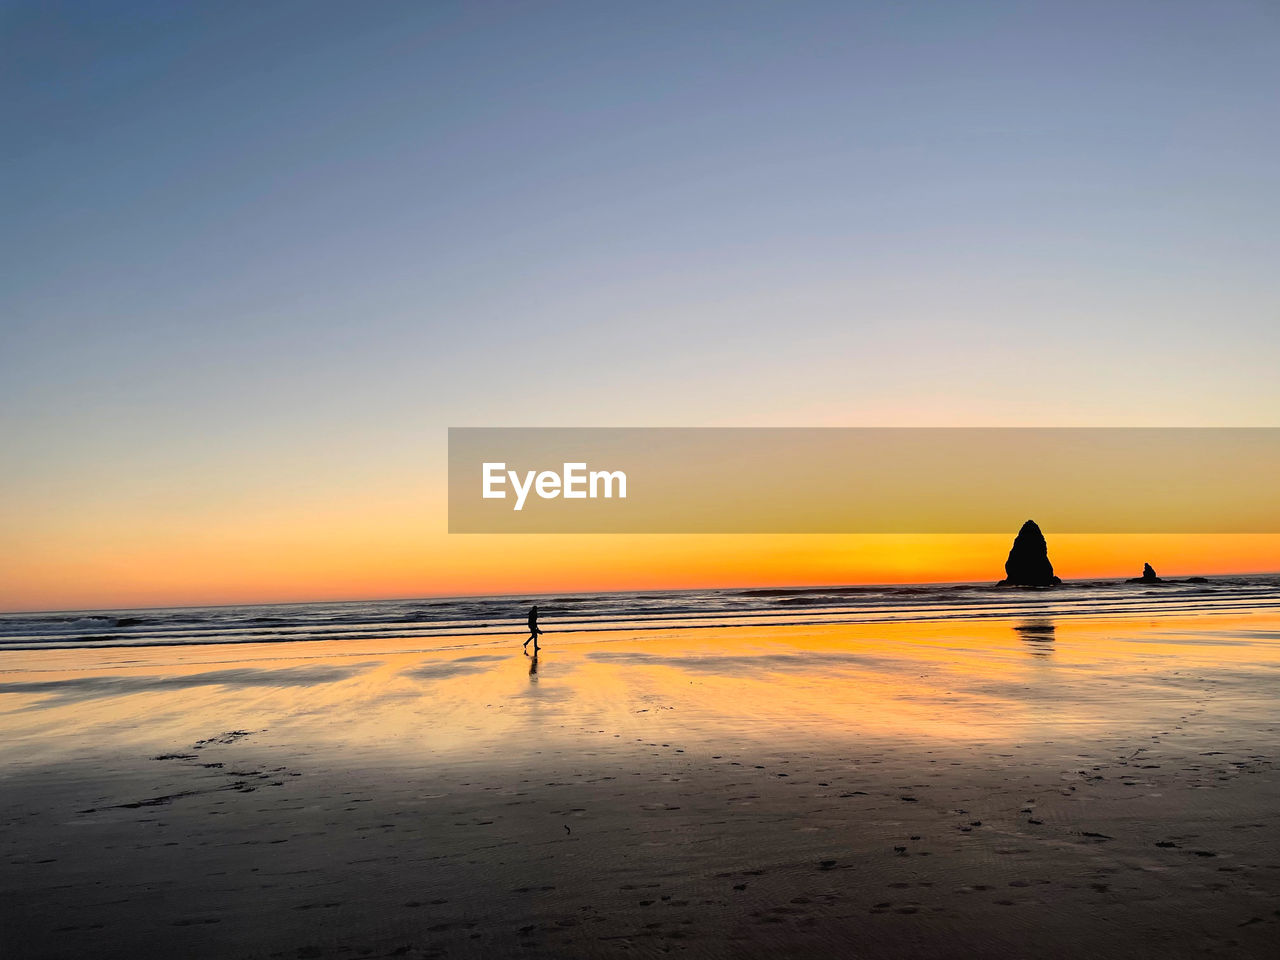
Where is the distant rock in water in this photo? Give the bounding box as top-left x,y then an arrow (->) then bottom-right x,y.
1184,576 -> 1210,583
997,520 -> 1061,587
1127,562 -> 1166,584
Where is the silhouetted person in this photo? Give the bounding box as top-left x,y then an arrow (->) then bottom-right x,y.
523,604 -> 542,654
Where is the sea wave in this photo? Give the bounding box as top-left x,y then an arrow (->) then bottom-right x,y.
2,576 -> 1278,651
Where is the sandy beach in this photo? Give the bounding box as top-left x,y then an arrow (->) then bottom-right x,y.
2,610 -> 1279,958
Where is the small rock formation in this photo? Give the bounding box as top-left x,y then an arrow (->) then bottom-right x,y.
1127,562 -> 1165,584
997,520 -> 1061,587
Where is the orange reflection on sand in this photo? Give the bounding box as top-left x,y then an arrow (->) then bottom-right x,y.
3,612 -> 1278,768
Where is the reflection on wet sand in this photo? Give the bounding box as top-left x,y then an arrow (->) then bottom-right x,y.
1013,618 -> 1056,656
2,612 -> 1278,760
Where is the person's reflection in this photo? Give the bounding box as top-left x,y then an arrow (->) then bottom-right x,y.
528,651 -> 539,681
1013,619 -> 1055,656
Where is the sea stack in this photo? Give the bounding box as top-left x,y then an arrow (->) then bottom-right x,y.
997,520 -> 1061,587
1127,563 -> 1165,584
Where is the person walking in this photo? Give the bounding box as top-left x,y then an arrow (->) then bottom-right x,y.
523,604 -> 542,654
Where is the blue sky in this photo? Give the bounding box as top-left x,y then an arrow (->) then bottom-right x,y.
3,1 -> 1279,607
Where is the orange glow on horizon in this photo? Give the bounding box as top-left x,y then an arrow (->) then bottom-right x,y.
6,448 -> 1277,613
2,526 -> 1276,613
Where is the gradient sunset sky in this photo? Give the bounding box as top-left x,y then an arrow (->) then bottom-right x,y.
3,1 -> 1279,612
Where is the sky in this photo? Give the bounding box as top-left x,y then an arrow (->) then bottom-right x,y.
2,1 -> 1278,611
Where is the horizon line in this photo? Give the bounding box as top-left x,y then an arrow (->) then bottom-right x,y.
5,567 -> 1279,618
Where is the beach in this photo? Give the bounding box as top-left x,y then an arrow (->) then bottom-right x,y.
2,602 -> 1279,958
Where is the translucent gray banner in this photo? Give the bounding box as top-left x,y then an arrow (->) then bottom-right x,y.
448,428 -> 1280,533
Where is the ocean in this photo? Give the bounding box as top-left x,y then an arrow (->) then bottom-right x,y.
4,575 -> 1279,651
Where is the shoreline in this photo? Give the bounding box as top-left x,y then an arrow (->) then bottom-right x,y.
5,576 -> 1280,655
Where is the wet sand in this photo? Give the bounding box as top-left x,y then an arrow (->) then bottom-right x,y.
2,613 -> 1279,958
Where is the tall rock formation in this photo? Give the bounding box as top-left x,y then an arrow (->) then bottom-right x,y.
997,520 -> 1062,587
